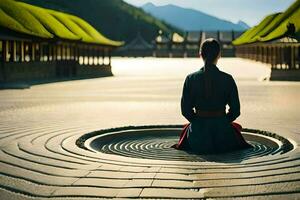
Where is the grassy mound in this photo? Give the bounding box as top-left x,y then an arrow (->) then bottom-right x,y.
233,13 -> 280,45
0,0 -> 53,38
260,8 -> 300,42
233,0 -> 300,45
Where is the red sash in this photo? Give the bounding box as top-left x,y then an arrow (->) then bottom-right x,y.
173,122 -> 248,150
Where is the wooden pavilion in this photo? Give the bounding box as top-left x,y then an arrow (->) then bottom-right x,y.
154,30 -> 244,58
0,0 -> 123,84
115,33 -> 153,57
233,0 -> 300,81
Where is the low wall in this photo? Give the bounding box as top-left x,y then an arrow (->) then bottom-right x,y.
0,62 -> 57,82
0,61 -> 112,84
270,69 -> 300,81
77,64 -> 112,78
0,63 -> 4,82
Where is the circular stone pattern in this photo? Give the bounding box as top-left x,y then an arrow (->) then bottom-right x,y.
79,125 -> 295,162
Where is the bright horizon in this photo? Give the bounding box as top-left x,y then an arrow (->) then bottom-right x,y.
124,0 -> 295,27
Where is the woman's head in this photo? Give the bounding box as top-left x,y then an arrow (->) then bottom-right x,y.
200,38 -> 221,64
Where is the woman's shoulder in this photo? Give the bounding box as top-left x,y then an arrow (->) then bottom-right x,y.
186,68 -> 205,79
218,69 -> 236,82
185,67 -> 236,83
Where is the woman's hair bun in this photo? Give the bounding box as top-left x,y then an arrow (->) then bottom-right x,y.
200,38 -> 221,63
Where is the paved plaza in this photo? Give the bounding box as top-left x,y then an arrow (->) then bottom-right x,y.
0,58 -> 300,199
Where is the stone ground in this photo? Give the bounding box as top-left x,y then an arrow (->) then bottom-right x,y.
0,58 -> 299,199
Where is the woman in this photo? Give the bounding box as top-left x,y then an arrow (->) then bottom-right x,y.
174,38 -> 252,154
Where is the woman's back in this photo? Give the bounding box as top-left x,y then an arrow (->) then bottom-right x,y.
181,64 -> 240,125
181,64 -> 242,154
184,64 -> 238,110
178,38 -> 250,154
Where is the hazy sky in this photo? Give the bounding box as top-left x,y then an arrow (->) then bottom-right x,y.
123,0 -> 295,26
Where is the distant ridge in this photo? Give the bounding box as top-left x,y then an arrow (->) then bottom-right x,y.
142,3 -> 249,31
237,20 -> 250,30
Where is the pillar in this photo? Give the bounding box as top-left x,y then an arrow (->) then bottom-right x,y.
291,45 -> 295,70
286,46 -> 290,69
52,45 -> 56,61
108,51 -> 111,66
98,47 -> 102,65
40,43 -> 43,61
62,44 -> 66,61
297,45 -> 300,69
78,46 -> 83,65
72,45 -> 76,61
62,44 -> 65,61
94,47 -> 98,65
61,44 -> 64,60
261,46 -> 264,62
88,46 -> 93,65
245,46 -> 247,58
0,41 -> 2,62
43,44 -> 47,62
29,42 -> 34,62
84,45 -> 88,65
75,45 -> 79,62
70,45 -> 74,60
270,46 -> 274,68
279,46 -> 283,69
57,45 -> 61,61
67,44 -> 70,60
12,41 -> 17,62
48,44 -> 52,61
20,41 -> 24,62
35,43 -> 40,61
75,45 -> 79,61
65,44 -> 69,60
102,50 -> 105,65
2,41 -> 6,62
65,44 -> 68,63
1,40 -> 7,82
267,46 -> 270,63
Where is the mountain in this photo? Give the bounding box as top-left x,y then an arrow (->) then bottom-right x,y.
17,0 -> 182,42
237,20 -> 250,30
142,3 -> 249,31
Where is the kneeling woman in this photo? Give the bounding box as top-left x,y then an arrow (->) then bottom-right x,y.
174,38 -> 252,154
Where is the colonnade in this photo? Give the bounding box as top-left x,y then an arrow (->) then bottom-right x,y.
235,43 -> 300,70
0,40 -> 111,66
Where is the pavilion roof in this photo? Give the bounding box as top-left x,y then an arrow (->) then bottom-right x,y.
121,33 -> 153,50
0,27 -> 33,41
0,0 -> 123,47
233,0 -> 300,45
186,31 -> 201,42
201,31 -> 218,41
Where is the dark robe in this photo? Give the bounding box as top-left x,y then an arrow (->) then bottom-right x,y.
176,64 -> 251,154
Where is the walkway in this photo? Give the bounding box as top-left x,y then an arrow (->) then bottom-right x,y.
0,58 -> 299,199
